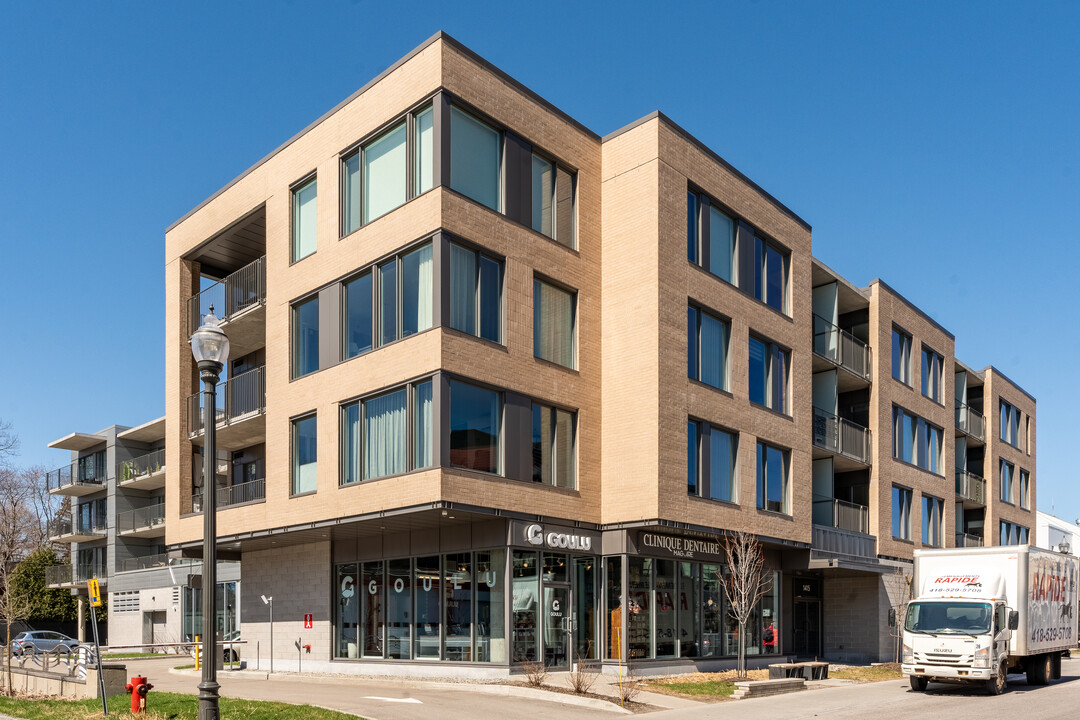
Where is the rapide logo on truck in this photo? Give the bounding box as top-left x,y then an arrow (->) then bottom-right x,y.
927,574 -> 982,594
1031,569 -> 1068,604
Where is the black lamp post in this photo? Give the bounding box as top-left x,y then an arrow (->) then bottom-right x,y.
190,306 -> 229,720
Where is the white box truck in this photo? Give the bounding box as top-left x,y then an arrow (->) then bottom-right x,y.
901,545 -> 1078,694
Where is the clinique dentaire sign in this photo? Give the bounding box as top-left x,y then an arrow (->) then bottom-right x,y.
634,531 -> 724,561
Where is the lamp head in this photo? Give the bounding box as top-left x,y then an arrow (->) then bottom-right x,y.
261,594 -> 271,605
190,305 -> 230,374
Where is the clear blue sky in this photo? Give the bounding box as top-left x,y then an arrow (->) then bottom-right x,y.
1,3 -> 1077,524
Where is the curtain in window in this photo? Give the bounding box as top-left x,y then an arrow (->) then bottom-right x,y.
450,107 -> 500,211
770,346 -> 786,413
343,154 -> 361,235
531,154 -> 554,237
293,179 -> 317,260
709,429 -> 734,502
343,403 -> 361,485
555,167 -> 575,248
293,417 -> 317,494
402,244 -> 433,336
380,260 -> 397,346
554,408 -> 574,489
414,381 -> 433,468
534,280 -> 574,368
700,313 -> 727,390
451,244 -> 477,335
364,123 -> 407,223
364,389 -> 407,479
415,107 -> 434,195
709,207 -> 734,282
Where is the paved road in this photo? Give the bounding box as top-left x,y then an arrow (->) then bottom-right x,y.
649,658 -> 1080,719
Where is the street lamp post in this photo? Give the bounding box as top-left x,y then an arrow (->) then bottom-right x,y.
190,307 -> 230,720
261,594 -> 273,673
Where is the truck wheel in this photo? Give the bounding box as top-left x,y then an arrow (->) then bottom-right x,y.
1035,654 -> 1052,685
909,676 -> 928,691
986,664 -> 1007,695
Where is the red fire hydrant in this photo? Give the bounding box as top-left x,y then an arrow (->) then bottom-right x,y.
125,676 -> 153,713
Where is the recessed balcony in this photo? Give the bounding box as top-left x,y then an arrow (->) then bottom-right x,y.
956,532 -> 984,548
48,517 -> 107,544
956,401 -> 985,443
811,499 -> 875,560
192,477 -> 266,512
956,470 -> 987,507
116,504 -> 166,538
46,463 -> 107,497
811,314 -> 872,388
187,366 -> 265,450
812,407 -> 872,468
117,449 -> 166,490
188,256 -> 266,358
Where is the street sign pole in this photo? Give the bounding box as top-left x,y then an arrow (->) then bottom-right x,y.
88,578 -> 107,715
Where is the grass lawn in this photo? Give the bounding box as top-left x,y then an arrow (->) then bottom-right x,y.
645,680 -> 736,699
829,663 -> 904,682
0,692 -> 366,720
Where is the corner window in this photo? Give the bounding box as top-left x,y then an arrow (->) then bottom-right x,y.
688,305 -> 730,391
1000,399 -> 1021,448
450,107 -> 501,211
1019,469 -> 1029,510
892,486 -> 912,540
291,414 -> 317,495
1000,459 -> 1014,503
363,122 -> 408,225
756,442 -> 789,514
754,236 -> 789,313
415,107 -> 434,195
892,327 -> 912,385
531,403 -> 575,488
749,336 -> 789,414
342,243 -> 433,359
688,420 -> 736,503
687,190 -> 736,284
921,346 -> 943,403
450,243 -> 503,343
534,279 -> 576,369
292,177 -> 317,262
341,380 -> 433,485
449,380 -> 500,474
292,296 -> 319,378
922,494 -> 943,547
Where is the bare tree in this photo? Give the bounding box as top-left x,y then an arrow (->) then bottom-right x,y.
0,419 -> 18,464
18,465 -> 62,553
720,531 -> 772,679
0,455 -> 36,696
0,560 -> 33,695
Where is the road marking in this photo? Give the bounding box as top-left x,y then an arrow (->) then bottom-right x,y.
362,696 -> 422,704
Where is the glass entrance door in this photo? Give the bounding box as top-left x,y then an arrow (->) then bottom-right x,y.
543,584 -> 570,669
793,599 -> 821,657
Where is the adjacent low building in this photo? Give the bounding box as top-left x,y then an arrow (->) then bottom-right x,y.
157,31 -> 1036,675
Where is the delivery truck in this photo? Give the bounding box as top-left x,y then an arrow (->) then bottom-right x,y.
901,545 -> 1078,694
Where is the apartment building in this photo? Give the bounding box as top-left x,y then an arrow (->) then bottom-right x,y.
44,419 -> 240,648
162,31 -> 1036,674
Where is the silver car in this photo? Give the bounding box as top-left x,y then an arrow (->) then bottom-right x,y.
11,631 -> 79,655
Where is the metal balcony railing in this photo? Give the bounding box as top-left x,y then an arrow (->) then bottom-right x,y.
118,553 -> 169,573
116,504 -> 166,534
46,563 -> 106,586
812,314 -> 872,381
811,525 -> 876,559
45,460 -> 107,493
192,478 -> 266,512
956,532 -> 984,548
812,498 -> 870,534
812,407 -> 872,465
187,256 -> 266,335
187,366 -> 265,437
117,449 -> 166,484
48,516 -> 108,538
955,470 -> 987,505
955,401 -> 985,442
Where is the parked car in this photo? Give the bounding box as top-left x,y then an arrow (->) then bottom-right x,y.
189,630 -> 242,663
11,631 -> 79,655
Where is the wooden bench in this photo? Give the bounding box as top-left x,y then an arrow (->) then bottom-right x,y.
732,678 -> 806,699
768,661 -> 829,680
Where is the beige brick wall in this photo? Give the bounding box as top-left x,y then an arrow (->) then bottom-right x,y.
984,368 -> 1036,540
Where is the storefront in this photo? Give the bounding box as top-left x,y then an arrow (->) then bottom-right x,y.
329,518 -> 782,671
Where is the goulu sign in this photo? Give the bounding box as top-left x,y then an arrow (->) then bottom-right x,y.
511,520 -> 599,551
635,531 -> 724,560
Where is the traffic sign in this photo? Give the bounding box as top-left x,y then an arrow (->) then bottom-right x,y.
88,578 -> 102,607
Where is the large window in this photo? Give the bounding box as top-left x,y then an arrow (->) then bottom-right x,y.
1000,399 -> 1021,448
922,494 -> 944,547
292,177 -> 317,262
1000,521 -> 1029,546
892,406 -> 943,474
342,243 -> 433,359
449,380 -> 500,474
688,421 -> 737,503
1000,459 -> 1014,503
341,380 -> 434,485
531,403 -> 575,488
292,296 -> 319,378
892,327 -> 912,385
450,106 -> 501,211
921,346 -> 943,403
749,336 -> 789,414
1019,469 -> 1029,510
687,191 -> 736,284
756,442 -> 789,514
343,272 -> 373,359
754,236 -> 789,313
450,243 -> 503,343
688,305 -> 729,391
534,279 -> 576,369
342,105 -> 434,235
892,485 -> 912,540
291,414 -> 317,495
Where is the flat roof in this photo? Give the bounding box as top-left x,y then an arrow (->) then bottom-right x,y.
47,433 -> 107,452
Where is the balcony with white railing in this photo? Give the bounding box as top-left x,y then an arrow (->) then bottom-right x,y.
955,470 -> 987,506
812,314 -> 872,383
955,532 -> 984,548
192,478 -> 266,513
812,407 -> 872,466
187,366 -> 265,450
956,401 -> 985,443
117,449 -> 166,490
188,256 -> 266,358
116,503 -> 166,538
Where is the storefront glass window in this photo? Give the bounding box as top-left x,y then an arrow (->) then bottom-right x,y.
574,557 -> 598,660
542,553 -> 568,583
414,556 -> 441,659
512,551 -> 539,663
444,553 -> 472,661
701,563 -> 724,657
654,559 -> 676,658
627,557 -> 652,659
387,558 -> 412,659
475,550 -> 505,662
604,556 -> 623,660
361,561 -> 384,657
336,564 -> 359,658
678,562 -> 699,657
759,572 -> 780,655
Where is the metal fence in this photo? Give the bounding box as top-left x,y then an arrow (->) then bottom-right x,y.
812,314 -> 872,380
187,256 -> 266,335
187,366 -> 265,436
955,470 -> 987,505
117,449 -> 166,483
812,407 -> 872,464
955,401 -> 985,441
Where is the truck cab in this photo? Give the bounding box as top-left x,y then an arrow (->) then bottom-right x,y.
903,598 -> 1014,693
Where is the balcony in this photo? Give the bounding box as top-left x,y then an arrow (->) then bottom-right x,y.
812,407 -> 872,467
45,463 -> 107,497
956,532 -> 984,548
812,314 -> 872,385
187,366 -> 265,450
116,504 -> 166,538
44,563 -> 106,588
192,478 -> 266,512
188,256 -> 266,358
48,517 -> 107,544
813,498 -> 870,534
956,470 -> 987,506
117,449 -> 166,490
811,524 -> 876,560
956,401 -> 985,443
